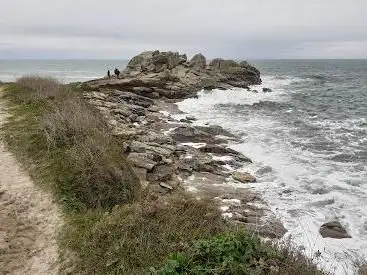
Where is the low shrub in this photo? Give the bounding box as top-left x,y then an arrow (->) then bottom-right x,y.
61,195 -> 226,274
152,231 -> 325,275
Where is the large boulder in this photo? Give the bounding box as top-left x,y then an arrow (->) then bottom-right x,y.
209,58 -> 261,85
126,51 -> 155,72
190,53 -> 207,69
209,58 -> 238,71
152,51 -> 181,71
125,51 -> 184,73
319,221 -> 351,239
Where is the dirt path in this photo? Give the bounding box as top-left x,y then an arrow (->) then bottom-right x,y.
0,86 -> 61,275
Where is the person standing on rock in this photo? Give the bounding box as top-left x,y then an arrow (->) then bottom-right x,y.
107,70 -> 111,79
114,68 -> 120,78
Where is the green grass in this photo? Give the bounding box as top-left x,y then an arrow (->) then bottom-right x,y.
151,231 -> 325,275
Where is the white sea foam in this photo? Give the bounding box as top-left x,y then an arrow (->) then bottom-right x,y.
175,75 -> 367,275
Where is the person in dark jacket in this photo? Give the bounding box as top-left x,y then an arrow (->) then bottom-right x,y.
114,68 -> 120,78
107,70 -> 111,79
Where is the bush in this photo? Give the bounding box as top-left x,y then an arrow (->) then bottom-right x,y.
152,231 -> 325,275
61,195 -> 226,274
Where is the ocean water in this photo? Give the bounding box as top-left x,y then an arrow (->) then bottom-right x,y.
0,59 -> 128,83
1,59 -> 366,273
176,60 -> 367,274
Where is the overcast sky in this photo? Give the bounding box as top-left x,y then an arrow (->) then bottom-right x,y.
1,0 -> 366,59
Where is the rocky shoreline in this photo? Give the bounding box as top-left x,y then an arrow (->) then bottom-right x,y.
82,51 -> 286,238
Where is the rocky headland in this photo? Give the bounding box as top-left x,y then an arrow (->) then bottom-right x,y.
83,51 -> 353,240
81,50 -> 288,239
86,50 -> 261,99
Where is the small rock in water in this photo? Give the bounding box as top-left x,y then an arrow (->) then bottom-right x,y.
256,166 -> 273,175
262,88 -> 273,93
180,118 -> 192,123
186,116 -> 197,121
319,221 -> 351,239
252,90 -> 259,93
232,171 -> 256,183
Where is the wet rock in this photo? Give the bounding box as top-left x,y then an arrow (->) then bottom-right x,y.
262,88 -> 273,93
195,125 -> 236,138
256,166 -> 273,175
232,172 -> 257,183
186,116 -> 197,121
252,90 -> 259,93
180,118 -> 193,123
127,153 -> 157,170
199,144 -> 252,163
251,219 -> 287,239
319,221 -> 351,239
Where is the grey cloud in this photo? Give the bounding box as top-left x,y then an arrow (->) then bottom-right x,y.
0,0 -> 367,58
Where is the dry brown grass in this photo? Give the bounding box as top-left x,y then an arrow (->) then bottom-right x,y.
61,194 -> 226,274
5,76 -> 141,211
39,90 -> 106,148
16,75 -> 67,100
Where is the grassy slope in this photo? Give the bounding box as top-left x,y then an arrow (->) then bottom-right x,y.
0,78 -> 326,274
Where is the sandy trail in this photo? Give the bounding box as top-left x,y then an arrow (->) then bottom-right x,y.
0,86 -> 61,274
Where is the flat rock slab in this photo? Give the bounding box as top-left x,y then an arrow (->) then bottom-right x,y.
127,153 -> 157,170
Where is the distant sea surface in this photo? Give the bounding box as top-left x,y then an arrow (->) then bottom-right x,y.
0,59 -> 128,83
1,59 -> 366,274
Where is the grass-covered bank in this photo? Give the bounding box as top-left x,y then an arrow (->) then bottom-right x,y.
1,77 -> 325,274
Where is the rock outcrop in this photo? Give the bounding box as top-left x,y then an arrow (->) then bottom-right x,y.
84,50 -> 262,99
79,51 -> 286,239
319,221 -> 351,239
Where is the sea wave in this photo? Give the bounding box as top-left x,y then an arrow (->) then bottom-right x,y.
175,72 -> 367,274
